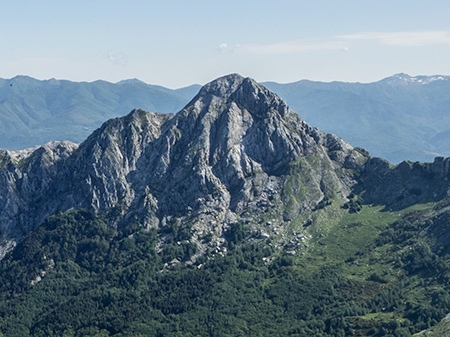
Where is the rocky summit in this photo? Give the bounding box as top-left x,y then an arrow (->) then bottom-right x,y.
2,73 -> 450,261
0,74 -> 367,259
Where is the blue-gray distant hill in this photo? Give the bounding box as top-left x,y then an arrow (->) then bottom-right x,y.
1,74 -> 450,163
0,76 -> 200,150
264,74 -> 450,163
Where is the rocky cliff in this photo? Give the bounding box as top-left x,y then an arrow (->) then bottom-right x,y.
2,74 -> 449,260
0,74 -> 369,259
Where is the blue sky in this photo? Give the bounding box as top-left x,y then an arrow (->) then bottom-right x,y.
1,1 -> 450,88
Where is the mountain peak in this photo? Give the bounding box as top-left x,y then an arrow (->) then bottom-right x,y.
382,73 -> 448,85
0,74 -> 365,260
199,73 -> 248,97
198,74 -> 276,101
190,73 -> 288,121
116,78 -> 147,85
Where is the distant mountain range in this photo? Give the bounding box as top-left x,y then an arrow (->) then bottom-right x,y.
0,76 -> 200,151
264,73 -> 450,163
1,73 -> 450,163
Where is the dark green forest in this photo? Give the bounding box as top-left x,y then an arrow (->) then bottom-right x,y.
1,205 -> 450,336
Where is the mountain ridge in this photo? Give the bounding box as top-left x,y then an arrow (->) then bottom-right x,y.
2,73 -> 450,163
0,75 -> 201,150
0,74 -> 365,259
2,73 -> 450,260
264,74 -> 450,163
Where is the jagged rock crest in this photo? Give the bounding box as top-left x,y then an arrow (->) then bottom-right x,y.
0,74 -> 367,258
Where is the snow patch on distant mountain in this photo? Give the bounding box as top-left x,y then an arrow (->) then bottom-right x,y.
385,73 -> 448,85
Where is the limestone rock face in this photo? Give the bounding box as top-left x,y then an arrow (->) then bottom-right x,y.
0,141 -> 78,258
0,74 -> 367,258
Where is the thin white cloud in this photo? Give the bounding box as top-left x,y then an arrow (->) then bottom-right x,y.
339,30 -> 450,47
237,30 -> 450,55
217,43 -> 240,53
240,39 -> 347,55
218,43 -> 229,51
107,51 -> 128,66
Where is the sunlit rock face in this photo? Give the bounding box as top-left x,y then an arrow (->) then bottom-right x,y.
0,74 -> 369,258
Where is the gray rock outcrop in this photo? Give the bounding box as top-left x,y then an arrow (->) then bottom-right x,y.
0,74 -> 370,258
